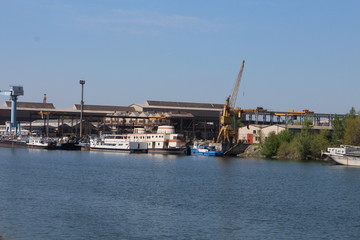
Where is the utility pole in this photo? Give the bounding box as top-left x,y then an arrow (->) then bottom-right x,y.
79,80 -> 85,138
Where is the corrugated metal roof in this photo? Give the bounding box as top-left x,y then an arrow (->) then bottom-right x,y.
73,104 -> 134,112
146,100 -> 223,109
5,101 -> 55,109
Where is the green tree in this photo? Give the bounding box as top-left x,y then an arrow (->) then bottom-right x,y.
294,116 -> 313,160
278,129 -> 293,143
344,107 -> 357,131
277,141 -> 297,159
311,130 -> 331,158
302,116 -> 313,132
261,131 -> 279,158
344,117 -> 360,145
294,132 -> 312,160
332,115 -> 345,145
346,107 -> 357,120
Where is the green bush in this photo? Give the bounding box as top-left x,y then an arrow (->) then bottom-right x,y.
261,131 -> 279,158
344,117 -> 360,145
310,130 -> 331,158
277,141 -> 297,158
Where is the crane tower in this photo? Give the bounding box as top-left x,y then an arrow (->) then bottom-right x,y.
0,86 -> 24,136
216,60 -> 245,145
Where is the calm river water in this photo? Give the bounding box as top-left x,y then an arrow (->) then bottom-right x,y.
0,147 -> 360,239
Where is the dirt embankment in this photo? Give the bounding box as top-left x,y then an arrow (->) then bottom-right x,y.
237,144 -> 263,158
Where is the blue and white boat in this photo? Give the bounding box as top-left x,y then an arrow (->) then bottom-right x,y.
191,142 -> 224,156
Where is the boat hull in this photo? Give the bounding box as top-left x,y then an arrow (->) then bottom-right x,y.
329,154 -> 360,166
90,146 -> 130,152
90,149 -> 130,153
191,149 -> 224,156
148,147 -> 190,155
0,139 -> 28,148
0,139 -> 56,150
324,146 -> 360,166
27,143 -> 57,150
57,142 -> 81,150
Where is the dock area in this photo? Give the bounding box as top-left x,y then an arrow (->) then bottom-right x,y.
0,100 -> 343,141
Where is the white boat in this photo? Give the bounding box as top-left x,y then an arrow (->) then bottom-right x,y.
323,145 -> 360,166
26,137 -> 57,149
90,125 -> 189,155
90,135 -> 130,152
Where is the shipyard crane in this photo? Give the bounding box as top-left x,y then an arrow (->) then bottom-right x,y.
0,86 -> 24,136
229,60 -> 245,109
216,60 -> 245,145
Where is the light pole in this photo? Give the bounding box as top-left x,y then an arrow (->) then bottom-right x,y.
79,80 -> 85,138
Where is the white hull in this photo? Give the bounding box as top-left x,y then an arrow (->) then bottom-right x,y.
90,141 -> 130,151
329,154 -> 360,166
324,146 -> 360,166
27,143 -> 50,148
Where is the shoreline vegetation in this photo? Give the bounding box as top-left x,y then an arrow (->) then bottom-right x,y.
244,107 -> 360,161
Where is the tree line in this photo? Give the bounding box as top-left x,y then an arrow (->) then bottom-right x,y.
261,107 -> 360,160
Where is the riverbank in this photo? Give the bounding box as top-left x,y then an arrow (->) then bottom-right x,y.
238,144 -> 332,162
237,144 -> 263,158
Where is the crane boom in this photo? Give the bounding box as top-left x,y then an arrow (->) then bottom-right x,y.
229,60 -> 245,109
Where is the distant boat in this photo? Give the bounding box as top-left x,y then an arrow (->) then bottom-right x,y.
56,137 -> 81,150
90,125 -> 189,155
323,145 -> 360,166
90,135 -> 130,152
27,137 -> 57,149
0,137 -> 28,148
191,142 -> 224,156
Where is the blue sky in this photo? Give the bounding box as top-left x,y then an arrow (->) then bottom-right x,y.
1,0 -> 359,114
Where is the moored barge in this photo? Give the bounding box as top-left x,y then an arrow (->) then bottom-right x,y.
90,125 -> 190,155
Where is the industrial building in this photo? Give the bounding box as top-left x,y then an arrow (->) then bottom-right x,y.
0,100 -> 224,140
238,124 -> 332,144
0,99 -> 343,140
